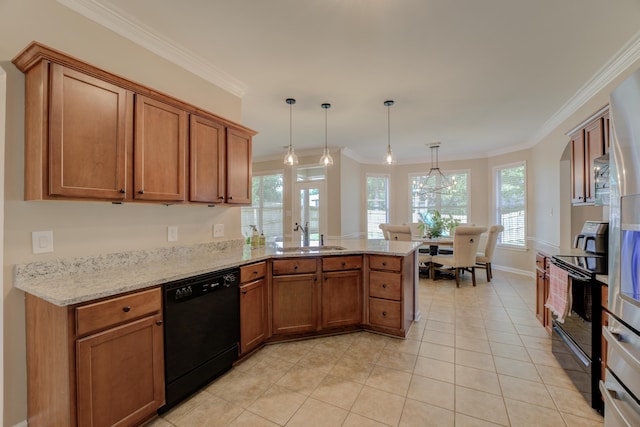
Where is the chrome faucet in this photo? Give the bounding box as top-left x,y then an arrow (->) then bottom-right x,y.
294,222 -> 310,247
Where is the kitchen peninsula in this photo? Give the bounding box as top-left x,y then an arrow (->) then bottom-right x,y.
15,238 -> 421,427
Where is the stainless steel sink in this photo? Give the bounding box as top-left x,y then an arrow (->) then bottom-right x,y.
276,245 -> 346,253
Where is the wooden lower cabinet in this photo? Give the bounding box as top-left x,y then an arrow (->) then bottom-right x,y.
272,273 -> 319,334
322,271 -> 362,328
535,252 -> 552,334
25,287 -> 164,427
239,262 -> 269,355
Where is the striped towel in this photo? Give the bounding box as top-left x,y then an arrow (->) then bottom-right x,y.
545,264 -> 571,323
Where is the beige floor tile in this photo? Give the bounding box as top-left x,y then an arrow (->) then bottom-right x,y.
519,335 -> 553,351
407,375 -> 455,410
426,319 -> 456,333
142,416 -> 173,427
365,365 -> 412,396
455,349 -> 496,372
561,411 -> 605,426
328,354 -> 375,383
455,413 -> 504,426
162,390 -> 215,424
206,370 -> 273,408
170,394 -> 244,427
295,348 -> 340,373
260,340 -> 315,363
456,325 -> 488,339
422,329 -> 456,347
483,320 -> 518,334
498,374 -> 555,409
513,323 -> 550,338
376,348 -> 418,372
547,384 -> 604,422
405,325 -> 424,341
455,335 -> 492,354
275,364 -> 326,395
400,398 -> 455,427
246,384 -> 307,425
310,374 -> 363,410
489,341 -> 531,362
493,355 -> 542,382
418,341 -> 455,362
242,354 -> 295,384
384,336 -> 422,355
486,329 -> 522,346
286,398 -> 349,427
342,412 -> 389,427
350,385 -> 406,426
504,398 -> 566,427
536,364 -> 589,391
227,410 -> 280,427
413,355 -> 455,383
526,347 -> 563,368
455,365 -> 501,395
455,386 -> 509,426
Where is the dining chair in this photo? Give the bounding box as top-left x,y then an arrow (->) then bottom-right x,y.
475,224 -> 504,282
379,224 -> 412,241
430,226 -> 487,287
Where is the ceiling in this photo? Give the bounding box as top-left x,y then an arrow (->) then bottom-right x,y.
63,0 -> 640,163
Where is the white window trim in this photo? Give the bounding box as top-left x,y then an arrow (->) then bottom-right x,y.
493,160 -> 527,248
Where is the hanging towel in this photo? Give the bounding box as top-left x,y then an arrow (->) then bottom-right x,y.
545,263 -> 572,323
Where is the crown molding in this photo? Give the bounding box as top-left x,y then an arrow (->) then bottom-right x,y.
525,30 -> 640,148
57,0 -> 248,97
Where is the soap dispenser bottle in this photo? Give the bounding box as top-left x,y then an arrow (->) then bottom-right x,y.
250,225 -> 259,249
259,231 -> 266,247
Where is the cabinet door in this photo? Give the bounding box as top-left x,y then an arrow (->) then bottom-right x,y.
190,115 -> 225,203
322,270 -> 362,328
49,64 -> 131,200
570,130 -> 586,204
226,127 -> 252,204
535,269 -> 546,325
134,95 -> 187,201
584,118 -> 605,203
76,313 -> 164,427
240,278 -> 268,354
272,274 -> 318,334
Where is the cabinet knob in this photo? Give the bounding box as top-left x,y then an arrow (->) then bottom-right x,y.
382,284 -> 387,289
228,196 -> 233,200
294,265 -> 298,270
341,262 -> 346,267
219,196 -> 224,200
241,290 -> 247,295
138,190 -> 144,195
382,311 -> 387,317
119,188 -> 125,194
382,262 -> 387,266
253,271 -> 259,275
156,320 -> 163,326
122,306 -> 131,313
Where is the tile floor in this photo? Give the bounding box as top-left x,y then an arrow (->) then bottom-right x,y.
146,271 -> 605,426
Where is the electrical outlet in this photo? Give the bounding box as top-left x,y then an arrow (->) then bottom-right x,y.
213,224 -> 224,237
32,231 -> 54,254
167,226 -> 178,242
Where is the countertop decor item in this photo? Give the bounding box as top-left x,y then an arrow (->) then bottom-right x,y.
417,210 -> 460,238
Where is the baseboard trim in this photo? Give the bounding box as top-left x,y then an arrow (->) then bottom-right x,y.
492,264 -> 535,278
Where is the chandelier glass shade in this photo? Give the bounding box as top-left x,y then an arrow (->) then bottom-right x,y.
283,98 -> 299,166
319,103 -> 333,166
384,100 -> 394,164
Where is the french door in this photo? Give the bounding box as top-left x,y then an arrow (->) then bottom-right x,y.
293,181 -> 326,245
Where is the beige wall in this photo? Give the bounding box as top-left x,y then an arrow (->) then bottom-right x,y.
1,0 -> 245,424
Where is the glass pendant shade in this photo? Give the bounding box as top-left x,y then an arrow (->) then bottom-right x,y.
284,98 -> 298,166
319,103 -> 333,166
384,100 -> 395,164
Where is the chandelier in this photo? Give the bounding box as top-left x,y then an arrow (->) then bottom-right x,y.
415,143 -> 455,197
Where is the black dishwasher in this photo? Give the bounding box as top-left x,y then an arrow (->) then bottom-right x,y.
160,268 -> 240,411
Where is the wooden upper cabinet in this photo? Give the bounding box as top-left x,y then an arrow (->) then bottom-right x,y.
190,115 -> 226,203
584,117 -> 605,203
134,95 -> 187,202
226,127 -> 252,205
570,130 -> 586,204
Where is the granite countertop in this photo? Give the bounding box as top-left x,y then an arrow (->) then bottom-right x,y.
14,238 -> 422,306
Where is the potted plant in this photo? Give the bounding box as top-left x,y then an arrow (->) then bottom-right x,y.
417,210 -> 460,238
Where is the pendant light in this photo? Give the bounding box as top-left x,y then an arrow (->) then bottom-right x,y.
418,143 -> 455,196
384,100 -> 395,164
283,98 -> 298,166
319,103 -> 334,166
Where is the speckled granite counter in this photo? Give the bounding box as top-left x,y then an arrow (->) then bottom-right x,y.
14,238 -> 422,306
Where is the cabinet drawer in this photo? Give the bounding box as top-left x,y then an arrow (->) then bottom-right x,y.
272,258 -> 317,275
76,288 -> 161,336
241,261 -> 267,283
369,255 -> 401,272
369,298 -> 401,329
369,271 -> 401,300
322,255 -> 363,272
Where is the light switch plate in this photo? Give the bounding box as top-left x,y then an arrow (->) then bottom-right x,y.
32,230 -> 53,254
213,224 -> 224,237
167,226 -> 178,242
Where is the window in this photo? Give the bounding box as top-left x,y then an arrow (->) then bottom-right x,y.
366,174 -> 389,238
495,162 -> 526,247
409,171 -> 469,232
241,173 -> 283,243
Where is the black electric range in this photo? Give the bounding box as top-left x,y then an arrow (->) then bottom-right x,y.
552,253 -> 608,277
